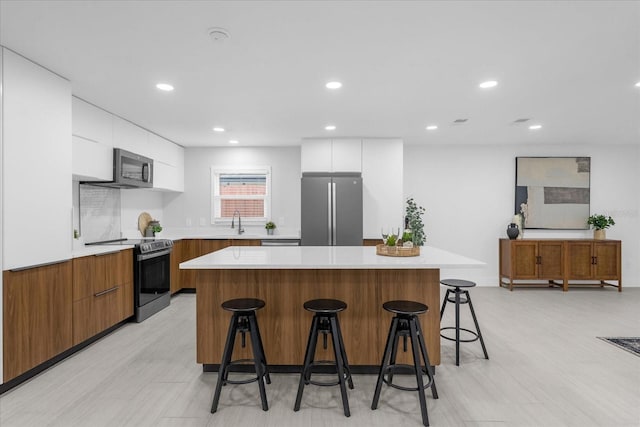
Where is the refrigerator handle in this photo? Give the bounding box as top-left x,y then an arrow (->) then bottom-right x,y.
332,182 -> 337,245
327,182 -> 332,245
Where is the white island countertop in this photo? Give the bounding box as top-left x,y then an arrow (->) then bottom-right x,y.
180,245 -> 485,270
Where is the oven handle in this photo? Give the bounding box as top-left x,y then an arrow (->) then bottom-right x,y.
94,286 -> 119,297
137,249 -> 172,261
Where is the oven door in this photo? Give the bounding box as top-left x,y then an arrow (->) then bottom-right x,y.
135,250 -> 171,307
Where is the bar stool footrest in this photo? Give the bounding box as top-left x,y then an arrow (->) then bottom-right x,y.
302,360 -> 351,387
382,364 -> 434,392
440,326 -> 480,343
221,358 -> 267,385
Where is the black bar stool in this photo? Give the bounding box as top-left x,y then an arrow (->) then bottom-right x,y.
439,279 -> 489,366
294,298 -> 354,417
371,300 -> 438,427
211,298 -> 271,413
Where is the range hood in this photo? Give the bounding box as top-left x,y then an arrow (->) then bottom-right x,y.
81,148 -> 154,189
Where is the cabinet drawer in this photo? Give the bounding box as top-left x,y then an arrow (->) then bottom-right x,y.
72,282 -> 132,345
73,250 -> 132,300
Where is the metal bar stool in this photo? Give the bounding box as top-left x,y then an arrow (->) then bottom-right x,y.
294,298 -> 354,417
211,298 -> 271,413
371,300 -> 438,427
440,279 -> 489,366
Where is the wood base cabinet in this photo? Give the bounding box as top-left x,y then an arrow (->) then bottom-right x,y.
3,261 -> 73,382
72,250 -> 133,344
499,239 -> 621,292
565,240 -> 622,288
175,239 -> 262,292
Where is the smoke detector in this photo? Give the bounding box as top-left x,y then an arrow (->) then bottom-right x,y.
208,27 -> 230,42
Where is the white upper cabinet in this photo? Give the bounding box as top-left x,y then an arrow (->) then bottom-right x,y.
362,139 -> 404,238
72,97 -> 113,181
148,133 -> 184,192
72,97 -> 113,146
301,139 -> 332,172
301,138 -> 362,172
331,139 -> 362,172
113,116 -> 150,157
72,135 -> 113,181
2,48 -> 72,269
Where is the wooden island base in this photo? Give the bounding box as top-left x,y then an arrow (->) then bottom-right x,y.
196,268 -> 441,370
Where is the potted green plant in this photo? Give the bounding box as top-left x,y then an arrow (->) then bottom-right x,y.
587,214 -> 615,240
401,230 -> 413,247
385,234 -> 397,247
265,221 -> 276,235
405,198 -> 426,246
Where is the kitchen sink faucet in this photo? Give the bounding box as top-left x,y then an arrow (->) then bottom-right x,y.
231,210 -> 244,234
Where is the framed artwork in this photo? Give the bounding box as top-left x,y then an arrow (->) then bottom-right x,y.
515,157 -> 590,229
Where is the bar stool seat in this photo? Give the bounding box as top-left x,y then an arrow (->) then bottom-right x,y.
371,300 -> 438,427
211,298 -> 270,413
294,299 -> 354,417
440,279 -> 489,366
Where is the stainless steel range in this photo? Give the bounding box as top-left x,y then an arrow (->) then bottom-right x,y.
134,239 -> 173,322
89,238 -> 173,322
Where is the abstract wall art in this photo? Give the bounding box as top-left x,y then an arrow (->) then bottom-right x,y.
515,157 -> 590,229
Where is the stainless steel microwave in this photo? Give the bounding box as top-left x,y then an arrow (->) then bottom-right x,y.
113,148 -> 153,188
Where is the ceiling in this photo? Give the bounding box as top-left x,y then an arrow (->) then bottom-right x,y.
1,0 -> 639,147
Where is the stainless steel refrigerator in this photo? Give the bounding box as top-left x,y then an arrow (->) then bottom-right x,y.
301,172 -> 363,246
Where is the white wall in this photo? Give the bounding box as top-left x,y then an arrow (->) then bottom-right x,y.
163,146 -> 301,234
121,189 -> 165,237
404,144 -> 640,286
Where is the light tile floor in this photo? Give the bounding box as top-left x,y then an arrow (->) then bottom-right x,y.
1,287 -> 639,426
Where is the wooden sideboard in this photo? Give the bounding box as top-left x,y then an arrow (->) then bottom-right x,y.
499,239 -> 621,292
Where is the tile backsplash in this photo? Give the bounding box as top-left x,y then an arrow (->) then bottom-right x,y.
79,184 -> 121,243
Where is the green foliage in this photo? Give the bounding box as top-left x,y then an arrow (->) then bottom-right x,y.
265,221 -> 276,230
152,224 -> 162,233
587,214 -> 615,230
402,230 -> 413,242
405,197 -> 426,246
386,234 -> 397,246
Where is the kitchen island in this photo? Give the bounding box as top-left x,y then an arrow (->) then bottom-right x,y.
180,245 -> 484,370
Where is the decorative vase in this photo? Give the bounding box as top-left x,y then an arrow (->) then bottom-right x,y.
506,223 -> 520,240
594,229 -> 606,240
267,229 -> 274,235
513,214 -> 524,239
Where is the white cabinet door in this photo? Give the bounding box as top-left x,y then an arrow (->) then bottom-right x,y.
72,136 -> 113,181
113,117 -> 150,157
148,132 -> 183,167
72,97 -> 113,146
301,138 -> 362,172
2,49 -> 72,269
301,139 -> 332,172
148,133 -> 184,191
332,139 -> 362,172
153,162 -> 184,192
362,139 -> 404,238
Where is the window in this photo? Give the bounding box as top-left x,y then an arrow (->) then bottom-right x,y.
211,166 -> 271,223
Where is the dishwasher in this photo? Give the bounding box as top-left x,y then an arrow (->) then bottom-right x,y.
261,239 -> 300,246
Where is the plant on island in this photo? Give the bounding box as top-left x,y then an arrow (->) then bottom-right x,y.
265,221 -> 276,230
405,197 -> 426,246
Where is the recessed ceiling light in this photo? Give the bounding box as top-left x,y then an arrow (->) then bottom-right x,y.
529,124 -> 542,130
325,125 -> 336,131
479,80 -> 498,89
325,81 -> 342,89
156,83 -> 174,91
213,127 -> 225,132
635,81 -> 640,87
229,140 -> 239,144
425,125 -> 438,131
